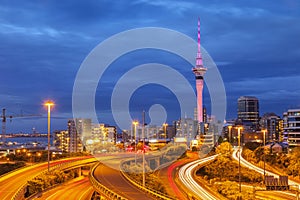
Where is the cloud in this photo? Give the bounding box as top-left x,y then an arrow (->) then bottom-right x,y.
0,0 -> 299,132
133,0 -> 197,14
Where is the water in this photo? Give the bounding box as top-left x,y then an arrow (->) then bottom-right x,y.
5,137 -> 53,146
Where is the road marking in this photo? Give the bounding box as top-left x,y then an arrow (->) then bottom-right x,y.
46,190 -> 62,200
79,186 -> 93,200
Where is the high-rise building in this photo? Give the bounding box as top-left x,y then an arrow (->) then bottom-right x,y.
175,117 -> 198,142
54,120 -> 84,153
92,123 -> 117,144
53,130 -> 69,152
136,125 -> 160,139
68,119 -> 83,152
260,113 -> 283,142
75,118 -> 92,140
283,109 -> 300,147
237,96 -> 259,129
192,18 -> 207,123
106,125 -> 117,144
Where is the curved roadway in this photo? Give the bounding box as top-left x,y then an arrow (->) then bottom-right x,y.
178,155 -> 218,200
0,156 -> 95,200
35,177 -> 93,200
232,149 -> 300,187
93,162 -> 156,200
232,149 -> 299,199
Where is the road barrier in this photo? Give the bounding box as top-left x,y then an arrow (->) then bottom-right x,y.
12,157 -> 97,200
120,159 -> 175,200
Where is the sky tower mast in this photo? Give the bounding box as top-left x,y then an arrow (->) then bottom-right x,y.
192,18 -> 207,123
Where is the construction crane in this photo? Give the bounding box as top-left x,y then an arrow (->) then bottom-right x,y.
0,108 -> 41,143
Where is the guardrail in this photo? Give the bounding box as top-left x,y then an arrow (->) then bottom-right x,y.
89,145 -> 183,200
12,157 -> 97,200
89,163 -> 127,200
0,164 -> 29,181
120,159 -> 175,200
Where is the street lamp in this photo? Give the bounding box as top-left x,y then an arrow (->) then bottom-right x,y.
27,152 -> 32,164
236,126 -> 243,196
142,110 -> 146,187
44,100 -> 54,172
133,121 -> 139,164
262,129 -> 267,181
163,123 -> 168,144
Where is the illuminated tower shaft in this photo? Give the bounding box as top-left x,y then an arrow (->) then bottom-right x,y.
192,18 -> 207,123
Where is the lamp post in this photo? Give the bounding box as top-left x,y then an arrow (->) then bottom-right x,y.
228,125 -> 232,143
262,129 -> 267,181
27,153 -> 32,164
133,121 -> 139,165
236,126 -> 243,196
44,100 -> 54,172
163,123 -> 168,144
142,111 -> 145,187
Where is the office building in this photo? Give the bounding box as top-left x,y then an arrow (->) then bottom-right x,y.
68,119 -> 83,152
92,123 -> 117,144
75,118 -> 92,140
237,96 -> 259,129
175,117 -> 198,142
53,130 -> 69,152
283,109 -> 300,146
260,113 -> 283,142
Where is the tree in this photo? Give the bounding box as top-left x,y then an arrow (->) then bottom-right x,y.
287,147 -> 300,177
215,142 -> 233,157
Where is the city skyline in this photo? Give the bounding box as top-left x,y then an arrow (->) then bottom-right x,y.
1,1 -> 300,132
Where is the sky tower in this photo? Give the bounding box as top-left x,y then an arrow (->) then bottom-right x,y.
192,18 -> 207,123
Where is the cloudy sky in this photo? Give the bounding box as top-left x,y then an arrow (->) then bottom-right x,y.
1,0 -> 299,133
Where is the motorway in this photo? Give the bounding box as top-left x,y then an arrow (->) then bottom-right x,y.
93,162 -> 156,200
157,154 -> 197,200
255,190 -> 297,200
232,149 -> 299,199
0,156 -> 95,200
232,149 -> 300,187
34,177 -> 94,200
178,155 -> 219,200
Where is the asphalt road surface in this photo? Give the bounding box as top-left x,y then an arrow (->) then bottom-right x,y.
0,156 -> 94,200
93,162 -> 156,200
35,176 -> 93,200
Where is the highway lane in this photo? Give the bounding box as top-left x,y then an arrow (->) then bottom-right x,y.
93,162 -> 156,200
178,155 -> 219,200
156,152 -> 202,200
166,160 -> 190,200
0,156 -> 95,200
255,190 -> 297,200
35,177 -> 94,200
232,149 -> 300,187
232,149 -> 299,199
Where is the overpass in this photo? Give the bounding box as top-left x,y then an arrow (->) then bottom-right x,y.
89,145 -> 186,200
0,156 -> 96,200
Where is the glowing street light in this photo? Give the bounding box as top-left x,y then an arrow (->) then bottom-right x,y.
236,126 -> 243,196
163,123 -> 168,143
44,100 -> 54,172
132,121 -> 139,165
262,129 -> 267,181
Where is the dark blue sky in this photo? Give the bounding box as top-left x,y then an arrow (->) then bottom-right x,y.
1,0 -> 299,133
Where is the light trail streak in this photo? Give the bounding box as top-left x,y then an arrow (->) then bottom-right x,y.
178,155 -> 218,200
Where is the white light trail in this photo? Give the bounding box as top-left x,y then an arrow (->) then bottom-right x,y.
178,155 -> 218,200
